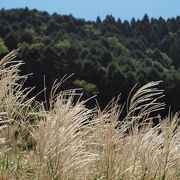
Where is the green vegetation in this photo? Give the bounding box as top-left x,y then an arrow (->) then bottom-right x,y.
0,50 -> 179,179
0,9 -> 180,112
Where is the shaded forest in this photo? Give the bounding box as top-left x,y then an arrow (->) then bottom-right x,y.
0,8 -> 180,112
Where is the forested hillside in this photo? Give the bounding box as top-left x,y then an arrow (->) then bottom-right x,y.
0,8 -> 180,111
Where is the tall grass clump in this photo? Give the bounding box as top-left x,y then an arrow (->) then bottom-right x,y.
30,85 -> 98,179
0,50 -> 179,179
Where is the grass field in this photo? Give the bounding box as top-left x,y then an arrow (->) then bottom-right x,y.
0,50 -> 179,179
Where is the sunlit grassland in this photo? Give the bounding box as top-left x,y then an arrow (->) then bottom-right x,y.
0,50 -> 179,179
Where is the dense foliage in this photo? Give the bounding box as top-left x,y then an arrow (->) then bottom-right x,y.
0,8 -> 180,112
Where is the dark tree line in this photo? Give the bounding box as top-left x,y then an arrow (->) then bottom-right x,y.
0,8 -> 180,112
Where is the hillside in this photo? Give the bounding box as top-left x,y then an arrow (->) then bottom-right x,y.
0,8 -> 180,111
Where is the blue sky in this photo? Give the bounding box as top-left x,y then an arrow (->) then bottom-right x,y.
0,0 -> 180,21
